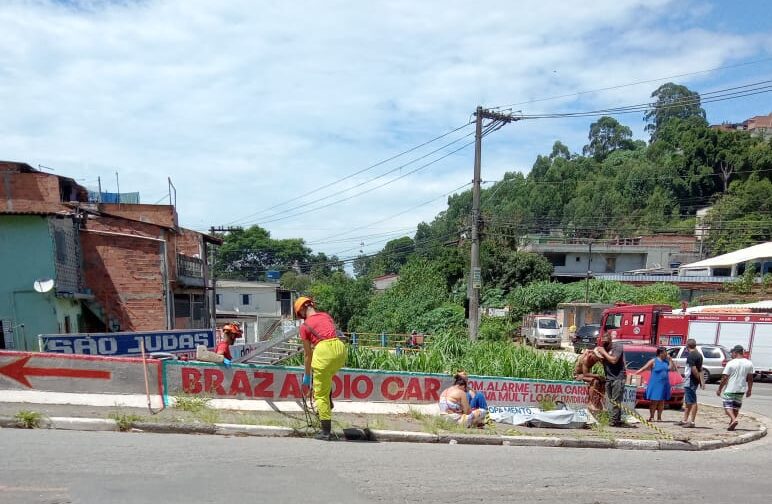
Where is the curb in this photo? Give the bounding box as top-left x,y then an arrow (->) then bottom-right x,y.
0,415 -> 766,450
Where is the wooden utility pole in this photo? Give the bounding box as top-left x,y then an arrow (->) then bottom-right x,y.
468,106 -> 518,340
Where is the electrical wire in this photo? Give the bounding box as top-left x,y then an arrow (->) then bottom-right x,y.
231,129 -> 477,226
512,80 -> 772,120
238,124 -> 499,228
224,121 -> 473,226
491,57 -> 772,110
315,181 -> 473,244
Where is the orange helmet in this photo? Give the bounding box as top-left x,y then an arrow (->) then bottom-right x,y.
222,322 -> 242,338
293,296 -> 315,318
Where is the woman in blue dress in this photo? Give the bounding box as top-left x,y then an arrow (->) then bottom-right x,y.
635,347 -> 675,422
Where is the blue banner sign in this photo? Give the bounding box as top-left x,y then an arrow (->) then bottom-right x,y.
39,329 -> 215,357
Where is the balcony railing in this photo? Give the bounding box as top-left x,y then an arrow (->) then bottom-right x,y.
178,254 -> 204,280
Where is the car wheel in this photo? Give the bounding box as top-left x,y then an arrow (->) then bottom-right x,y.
702,368 -> 711,385
668,402 -> 683,410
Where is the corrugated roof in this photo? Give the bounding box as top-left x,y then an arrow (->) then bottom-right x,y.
217,280 -> 280,289
672,300 -> 772,314
679,242 -> 772,270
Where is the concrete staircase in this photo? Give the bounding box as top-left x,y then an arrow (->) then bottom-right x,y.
233,320 -> 303,365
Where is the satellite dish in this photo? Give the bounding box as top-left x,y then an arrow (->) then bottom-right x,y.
33,278 -> 55,293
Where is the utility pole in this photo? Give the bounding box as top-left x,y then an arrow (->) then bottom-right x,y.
584,240 -> 593,303
468,106 -> 519,340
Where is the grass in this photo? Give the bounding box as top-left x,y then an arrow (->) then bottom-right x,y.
195,408 -> 221,424
407,407 -> 428,421
366,417 -> 388,430
14,410 -> 43,429
345,331 -> 575,380
538,397 -> 557,411
108,412 -> 144,432
173,395 -> 211,413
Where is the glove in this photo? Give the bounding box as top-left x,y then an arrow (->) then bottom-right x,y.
302,373 -> 311,395
222,358 -> 232,368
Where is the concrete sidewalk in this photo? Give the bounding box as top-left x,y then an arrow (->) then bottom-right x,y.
0,400 -> 766,451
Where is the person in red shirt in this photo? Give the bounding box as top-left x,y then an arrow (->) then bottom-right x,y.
215,322 -> 241,367
295,296 -> 347,441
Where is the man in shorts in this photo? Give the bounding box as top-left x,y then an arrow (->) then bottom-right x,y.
573,349 -> 605,415
677,339 -> 704,428
716,345 -> 754,431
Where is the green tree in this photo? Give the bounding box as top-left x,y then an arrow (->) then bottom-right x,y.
309,271 -> 373,331
644,82 -> 706,141
481,243 -> 553,294
280,271 -> 312,293
214,226 -> 312,280
582,116 -> 634,161
353,258 -> 448,334
703,175 -> 772,255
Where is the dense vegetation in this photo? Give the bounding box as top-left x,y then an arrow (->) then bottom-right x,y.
214,82 -> 772,338
285,330 -> 576,380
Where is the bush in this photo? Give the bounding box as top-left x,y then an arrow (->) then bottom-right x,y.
477,317 -> 515,342
415,303 -> 465,334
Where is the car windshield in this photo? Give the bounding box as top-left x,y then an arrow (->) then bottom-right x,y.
578,325 -> 599,336
623,350 -> 655,370
538,319 -> 557,329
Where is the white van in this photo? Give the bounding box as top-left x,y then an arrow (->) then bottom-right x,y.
522,314 -> 561,349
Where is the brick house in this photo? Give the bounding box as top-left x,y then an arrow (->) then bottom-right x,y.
0,161 -> 220,350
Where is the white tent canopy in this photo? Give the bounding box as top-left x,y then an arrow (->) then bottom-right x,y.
679,242 -> 772,276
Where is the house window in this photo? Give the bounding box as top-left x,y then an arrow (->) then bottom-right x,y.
241,294 -> 250,305
605,257 -> 616,272
215,294 -> 222,305
575,256 -> 581,262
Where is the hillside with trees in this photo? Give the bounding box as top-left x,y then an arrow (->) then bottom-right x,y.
215,82 -> 772,335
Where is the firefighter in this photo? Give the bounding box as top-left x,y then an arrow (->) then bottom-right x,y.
295,296 -> 347,441
216,322 -> 242,367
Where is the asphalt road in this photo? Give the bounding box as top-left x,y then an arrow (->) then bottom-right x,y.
700,379 -> 772,418
2,385 -> 772,504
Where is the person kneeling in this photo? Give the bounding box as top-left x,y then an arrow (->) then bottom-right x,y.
438,373 -> 487,428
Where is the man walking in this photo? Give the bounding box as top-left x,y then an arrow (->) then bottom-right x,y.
677,339 -> 704,428
594,332 -> 629,427
716,345 -> 754,431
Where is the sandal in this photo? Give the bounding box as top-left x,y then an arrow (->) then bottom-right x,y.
683,422 -> 695,428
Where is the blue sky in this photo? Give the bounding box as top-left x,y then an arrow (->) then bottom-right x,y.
1,0 -> 770,260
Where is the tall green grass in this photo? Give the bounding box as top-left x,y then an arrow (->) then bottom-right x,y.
344,330 -> 573,380
283,330 -> 572,380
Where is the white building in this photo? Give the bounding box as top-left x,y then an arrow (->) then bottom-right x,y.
215,280 -> 292,341
678,242 -> 772,278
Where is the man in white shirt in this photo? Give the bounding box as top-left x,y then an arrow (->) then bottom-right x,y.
716,345 -> 755,431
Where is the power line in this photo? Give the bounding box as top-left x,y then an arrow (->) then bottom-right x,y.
315,181 -> 474,244
491,57 -> 772,110
223,121 -> 473,226
232,129 -> 477,226
513,80 -> 772,120
239,124 -> 503,228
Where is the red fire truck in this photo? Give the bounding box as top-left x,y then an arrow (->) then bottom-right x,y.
598,303 -> 772,380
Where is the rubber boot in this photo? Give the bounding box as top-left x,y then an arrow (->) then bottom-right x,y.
315,420 -> 332,441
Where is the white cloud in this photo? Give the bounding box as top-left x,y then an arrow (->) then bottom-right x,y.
0,0 -> 769,259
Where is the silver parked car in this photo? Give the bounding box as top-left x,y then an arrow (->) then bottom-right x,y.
666,345 -> 729,384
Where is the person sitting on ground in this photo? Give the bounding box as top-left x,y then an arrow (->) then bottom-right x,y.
457,370 -> 488,410
573,349 -> 605,414
438,373 -> 487,428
